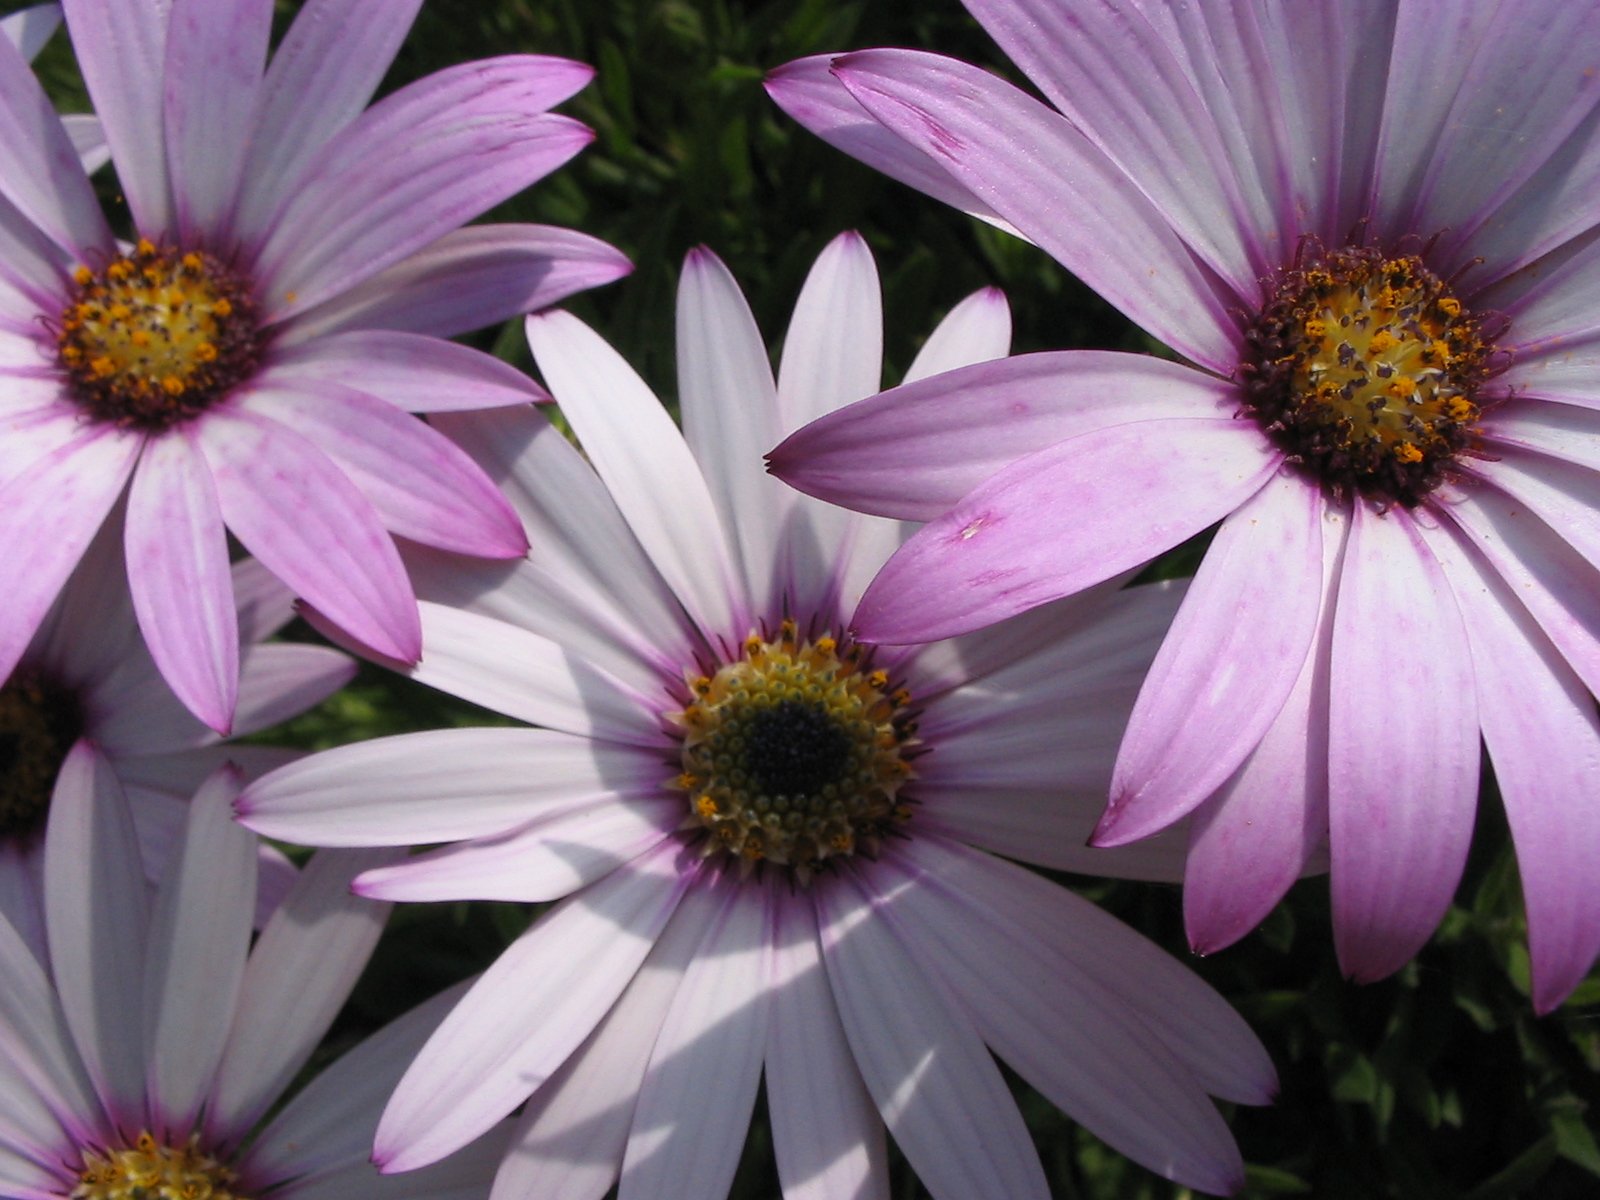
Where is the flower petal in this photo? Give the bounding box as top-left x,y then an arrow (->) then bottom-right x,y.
618,874 -> 769,1200
59,0 -> 171,235
238,378 -> 527,558
355,798 -> 677,905
375,842 -> 690,1173
43,741 -> 149,1130
889,839 -> 1256,1193
1184,508 -> 1345,954
237,727 -> 660,847
255,60 -> 596,318
1097,476 -> 1325,846
197,406 -> 421,665
526,309 -> 744,637
206,846 -> 399,1140
284,224 -> 632,343
764,55 -> 1026,241
852,418 -> 1279,643
0,16 -> 114,257
829,48 -> 1240,371
262,331 -> 545,413
768,351 -> 1237,522
816,865 -> 1049,1200
959,0 -> 1266,287
232,0 -> 423,241
676,245 -> 786,616
1328,506 -> 1479,983
1433,520 -> 1600,1013
142,767 -> 255,1134
231,642 -> 355,739
766,896 -> 888,1200
124,428 -> 238,735
0,427 -> 139,697
162,0 -> 271,241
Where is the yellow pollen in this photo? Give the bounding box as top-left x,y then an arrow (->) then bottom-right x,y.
56,241 -> 259,430
72,1131 -> 250,1200
665,625 -> 918,884
1244,244 -> 1499,505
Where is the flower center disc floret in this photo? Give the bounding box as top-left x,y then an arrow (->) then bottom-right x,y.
56,239 -> 261,431
1241,245 -> 1502,506
0,673 -> 81,841
73,1132 -> 250,1200
668,619 -> 918,884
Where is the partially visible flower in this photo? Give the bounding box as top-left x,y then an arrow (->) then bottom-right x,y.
767,0 -> 1600,1010
0,767 -> 505,1200
0,0 -> 631,733
0,514 -> 353,955
240,235 -> 1272,1198
1,4 -> 108,171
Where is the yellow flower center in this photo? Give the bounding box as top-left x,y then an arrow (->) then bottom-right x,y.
668,619 -> 917,884
1242,245 -> 1502,505
72,1132 -> 250,1200
56,239 -> 261,430
0,674 -> 80,841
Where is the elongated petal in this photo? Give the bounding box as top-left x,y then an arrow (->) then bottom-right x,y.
769,351 -> 1237,522
198,407 -> 421,664
163,0 -> 271,241
233,0 -> 423,240
1433,523 -> 1600,1013
765,55 -> 1026,240
527,309 -> 743,636
125,429 -> 238,734
284,224 -> 632,343
262,331 -> 545,413
1098,476 -> 1323,846
853,419 -> 1279,643
409,602 -> 657,743
256,59 -> 596,318
676,246 -> 786,615
0,427 -> 138,710
495,885 -> 712,1200
206,847 -> 399,1140
0,20 -> 113,257
376,844 -> 691,1173
231,642 -> 354,739
816,866 -> 1049,1200
246,981 -> 470,1187
239,378 -> 526,558
902,286 -> 1010,384
1329,506 -> 1479,983
237,727 -> 662,847
889,840 -> 1255,1193
142,768 -> 255,1134
355,798 -> 677,904
766,897 -> 888,1200
619,875 -> 769,1200
960,0 -> 1265,288
43,741 -> 148,1130
0,899 -> 103,1147
427,405 -> 696,685
61,0 -> 170,233
830,49 -> 1240,371
1184,507 -> 1346,953
1,5 -> 60,61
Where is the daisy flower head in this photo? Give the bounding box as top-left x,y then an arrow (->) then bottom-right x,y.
0,0 -> 632,735
0,512 -> 353,957
0,766 -> 506,1200
766,0 -> 1600,1011
238,233 -> 1275,1199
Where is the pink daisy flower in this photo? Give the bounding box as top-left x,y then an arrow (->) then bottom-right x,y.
0,0 -> 631,734
238,234 -> 1274,1198
0,512 -> 353,956
0,766 -> 506,1200
766,0 -> 1600,1011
